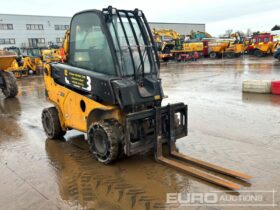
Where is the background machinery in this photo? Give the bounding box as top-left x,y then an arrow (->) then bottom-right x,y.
41,6 -> 251,190
152,28 -> 179,62
207,32 -> 247,59
247,33 -> 275,57
0,50 -> 18,98
223,32 -> 247,58
190,31 -> 213,57
153,28 -> 204,62
3,46 -> 43,76
42,45 -> 63,63
190,31 -> 212,40
171,39 -> 204,61
24,47 -> 45,74
207,39 -> 230,58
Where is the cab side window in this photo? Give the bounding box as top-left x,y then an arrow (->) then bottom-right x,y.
69,12 -> 116,75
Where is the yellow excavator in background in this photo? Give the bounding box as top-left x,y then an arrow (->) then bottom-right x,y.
152,28 -> 180,62
153,28 -> 204,61
41,6 -> 251,190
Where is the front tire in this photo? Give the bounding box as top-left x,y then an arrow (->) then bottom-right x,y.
42,107 -> 66,139
162,57 -> 169,62
254,49 -> 264,57
88,119 -> 123,164
1,71 -> 18,98
225,52 -> 235,59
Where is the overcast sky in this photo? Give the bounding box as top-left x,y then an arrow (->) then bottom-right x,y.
1,0 -> 279,36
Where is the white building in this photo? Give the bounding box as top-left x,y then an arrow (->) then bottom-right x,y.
0,14 -> 71,49
0,13 -> 205,49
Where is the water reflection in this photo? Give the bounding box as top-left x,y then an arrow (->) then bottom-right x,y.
45,134 -> 192,210
0,98 -> 23,139
242,92 -> 280,106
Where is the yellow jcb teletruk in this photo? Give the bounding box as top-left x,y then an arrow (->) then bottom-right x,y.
41,6 -> 251,190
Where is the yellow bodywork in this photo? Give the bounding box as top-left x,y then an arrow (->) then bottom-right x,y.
208,41 -> 229,53
272,41 -> 279,53
157,42 -> 174,60
22,57 -> 43,72
0,50 -> 28,77
6,56 -> 43,77
152,29 -> 178,61
253,42 -> 274,54
42,48 -> 62,62
0,49 -> 43,77
0,51 -> 17,70
42,30 -> 70,63
159,52 -> 173,60
44,64 -> 122,132
225,43 -> 247,54
62,29 -> 70,61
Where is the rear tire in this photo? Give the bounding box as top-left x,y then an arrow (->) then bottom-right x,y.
1,71 -> 18,98
162,57 -> 169,62
42,107 -> 66,139
209,52 -> 217,59
88,119 -> 124,164
225,52 -> 235,59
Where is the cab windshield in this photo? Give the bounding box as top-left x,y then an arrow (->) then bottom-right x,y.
27,49 -> 41,57
106,10 -> 155,77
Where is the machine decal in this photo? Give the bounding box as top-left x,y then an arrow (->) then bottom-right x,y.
64,69 -> 91,91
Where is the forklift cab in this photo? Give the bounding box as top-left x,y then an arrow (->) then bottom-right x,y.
52,7 -> 162,111
68,7 -> 159,77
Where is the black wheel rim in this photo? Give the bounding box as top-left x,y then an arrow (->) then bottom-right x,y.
89,125 -> 110,161
210,52 -> 216,58
94,132 -> 107,155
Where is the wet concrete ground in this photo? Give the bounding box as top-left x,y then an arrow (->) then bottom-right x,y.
0,56 -> 280,210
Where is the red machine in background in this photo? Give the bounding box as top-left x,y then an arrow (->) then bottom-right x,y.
247,33 -> 274,56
